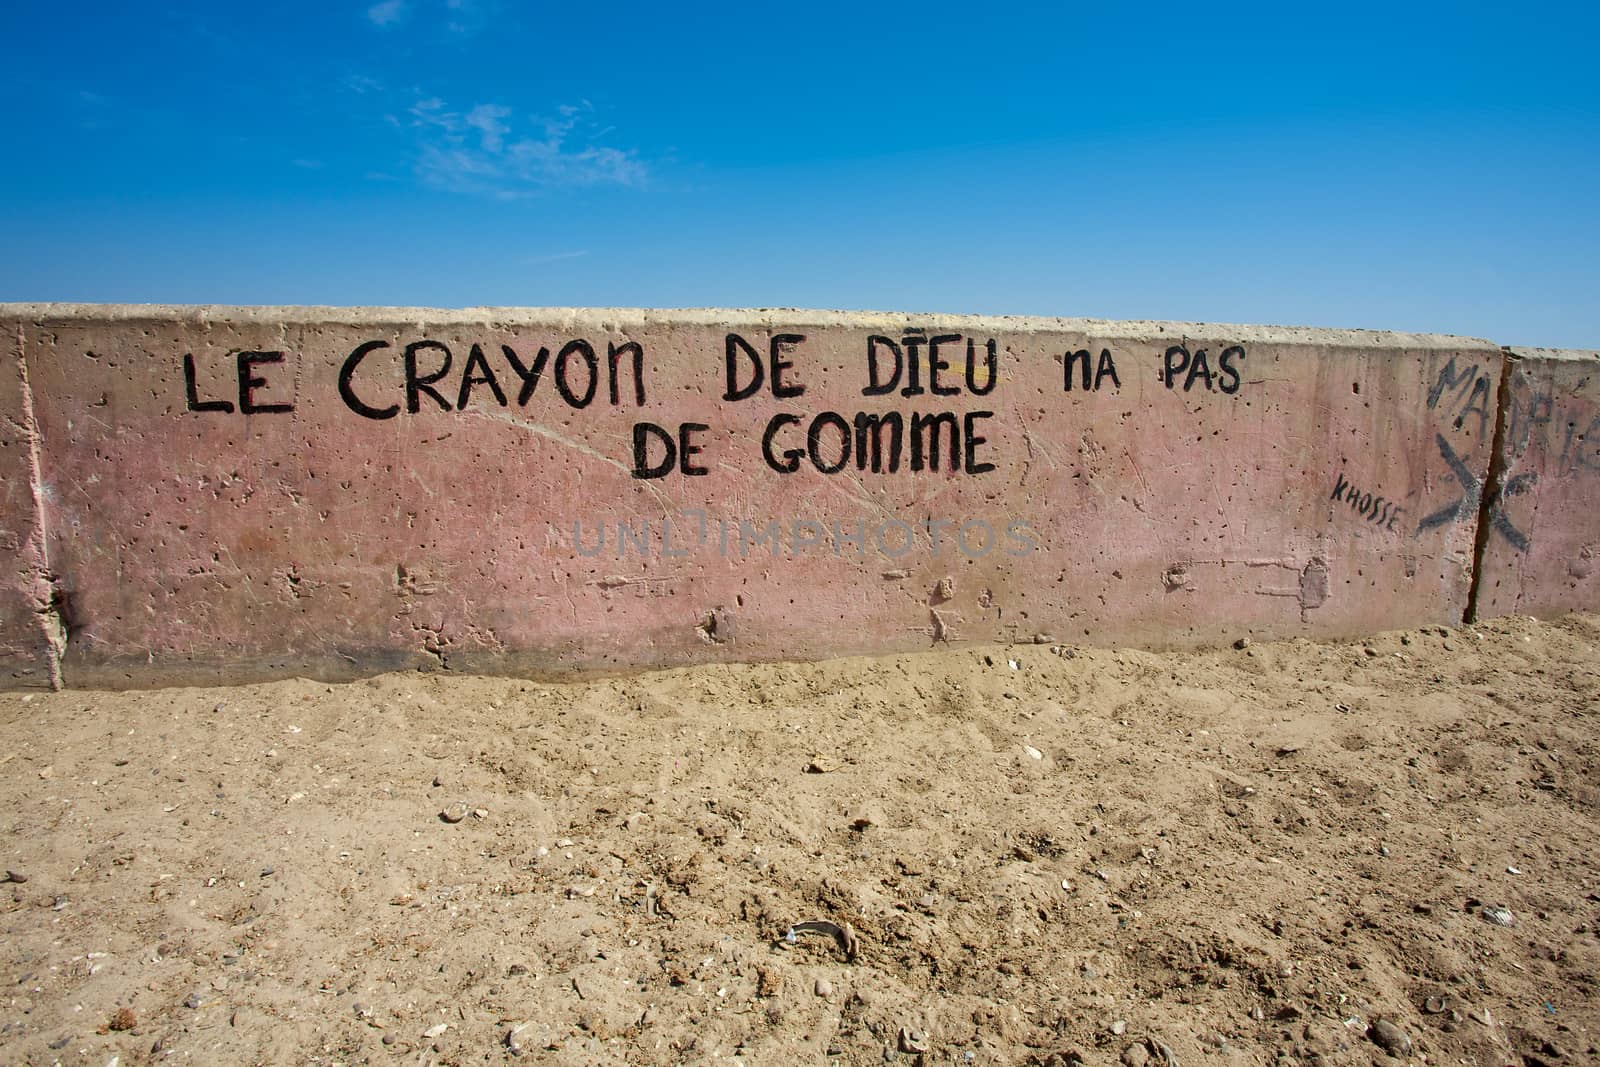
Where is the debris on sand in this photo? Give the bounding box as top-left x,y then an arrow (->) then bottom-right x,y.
783,920 -> 859,960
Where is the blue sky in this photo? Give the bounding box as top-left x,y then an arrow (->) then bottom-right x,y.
2,1 -> 1596,346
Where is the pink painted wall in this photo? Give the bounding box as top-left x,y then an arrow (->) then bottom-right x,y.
0,342 -> 54,686
1474,348 -> 1600,619
0,306 -> 1515,687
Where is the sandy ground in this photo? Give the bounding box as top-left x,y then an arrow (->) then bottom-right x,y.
1,615 -> 1598,1067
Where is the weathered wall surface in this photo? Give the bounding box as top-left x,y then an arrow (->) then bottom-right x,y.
0,304 -> 1550,688
0,333 -> 55,686
1473,347 -> 1600,619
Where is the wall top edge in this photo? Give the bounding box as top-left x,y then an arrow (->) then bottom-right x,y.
1507,346 -> 1600,363
0,303 -> 1502,350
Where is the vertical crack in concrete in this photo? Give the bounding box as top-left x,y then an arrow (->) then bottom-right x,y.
1464,351 -> 1516,624
15,324 -> 66,688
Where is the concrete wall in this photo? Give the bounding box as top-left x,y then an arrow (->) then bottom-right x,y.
0,338 -> 56,687
0,304 -> 1585,689
1473,347 -> 1600,619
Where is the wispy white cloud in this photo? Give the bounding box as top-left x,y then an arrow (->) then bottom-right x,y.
464,103 -> 510,152
363,0 -> 495,37
367,0 -> 406,27
343,73 -> 383,95
442,0 -> 494,36
406,98 -> 646,197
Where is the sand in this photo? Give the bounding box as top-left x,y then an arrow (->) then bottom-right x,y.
1,614 -> 1597,1066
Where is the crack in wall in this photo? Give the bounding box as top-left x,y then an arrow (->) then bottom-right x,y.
1463,351 -> 1517,624
14,324 -> 66,689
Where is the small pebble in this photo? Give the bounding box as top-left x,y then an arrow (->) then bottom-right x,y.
1121,1043 -> 1150,1067
259,866 -> 275,878
1368,1018 -> 1412,1057
432,776 -> 442,787
423,1022 -> 449,1038
439,803 -> 469,824
382,1033 -> 396,1046
815,978 -> 833,998
183,993 -> 202,1010
899,1027 -> 928,1054
1481,904 -> 1515,927
4,870 -> 27,884
1111,1019 -> 1128,1036
506,1022 -> 535,1055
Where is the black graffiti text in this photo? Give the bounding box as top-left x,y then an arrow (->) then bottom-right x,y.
1330,471 -> 1405,531
1426,355 -> 1494,438
632,422 -> 711,479
864,334 -> 999,398
1161,345 -> 1245,394
762,410 -> 996,476
1503,375 -> 1600,478
723,332 -> 807,401
184,351 -> 295,415
338,338 -> 647,421
1063,348 -> 1121,392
